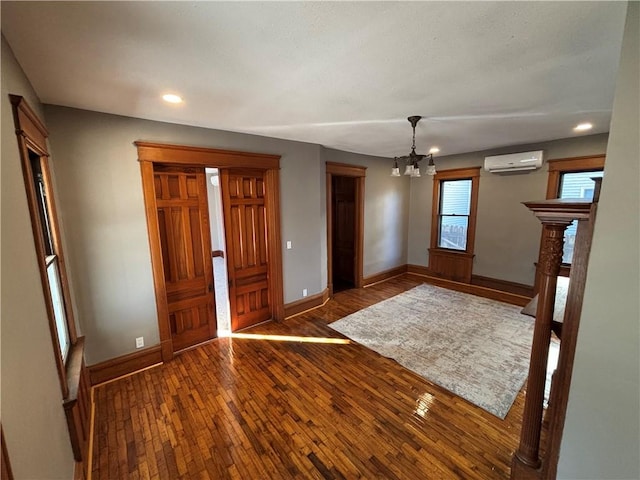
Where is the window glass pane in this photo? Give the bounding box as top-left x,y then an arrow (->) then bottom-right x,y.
47,258 -> 70,362
440,179 -> 472,215
559,171 -> 603,200
559,170 -> 603,262
439,215 -> 468,250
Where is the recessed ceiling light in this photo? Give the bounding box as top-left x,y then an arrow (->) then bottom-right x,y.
429,147 -> 440,154
162,94 -> 183,104
574,122 -> 593,132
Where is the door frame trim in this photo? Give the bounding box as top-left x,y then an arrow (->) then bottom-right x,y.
325,162 -> 366,296
136,142 -> 284,362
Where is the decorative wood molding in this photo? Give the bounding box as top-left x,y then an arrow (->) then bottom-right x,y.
88,345 -> 162,386
139,160 -> 172,361
363,265 -> 408,287
431,166 -> 481,180
514,223 -> 570,471
284,288 -> 330,318
9,94 -> 48,154
135,142 -> 281,169
325,161 -> 367,177
265,168 -> 285,321
542,208 -> 597,479
512,198 -> 598,479
523,199 -> 593,222
429,167 -> 481,281
546,154 -> 606,172
471,275 -> 534,298
406,265 -> 531,307
137,142 -> 285,357
10,95 -> 77,399
545,154 -> 605,199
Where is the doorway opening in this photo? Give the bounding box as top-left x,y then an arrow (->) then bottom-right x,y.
331,176 -> 357,292
325,162 -> 365,297
137,142 -> 284,361
205,168 -> 231,335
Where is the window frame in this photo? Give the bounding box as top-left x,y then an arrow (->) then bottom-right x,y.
546,155 -> 605,200
10,95 -> 77,398
545,155 -> 605,266
430,167 -> 481,255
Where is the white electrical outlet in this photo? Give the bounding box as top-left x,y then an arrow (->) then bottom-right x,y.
135,336 -> 144,348
286,241 -> 292,250
302,288 -> 308,297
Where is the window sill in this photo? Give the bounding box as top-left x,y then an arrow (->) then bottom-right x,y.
428,247 -> 474,258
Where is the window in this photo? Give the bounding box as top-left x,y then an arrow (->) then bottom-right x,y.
438,179 -> 472,250
11,95 -> 77,397
30,153 -> 72,361
430,167 -> 481,255
547,155 -> 605,264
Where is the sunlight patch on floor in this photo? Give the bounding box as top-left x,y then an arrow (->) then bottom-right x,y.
226,332 -> 350,344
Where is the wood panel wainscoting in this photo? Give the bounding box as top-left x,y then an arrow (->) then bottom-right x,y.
428,249 -> 474,283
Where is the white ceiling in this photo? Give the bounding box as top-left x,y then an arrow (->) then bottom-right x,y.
1,1 -> 627,158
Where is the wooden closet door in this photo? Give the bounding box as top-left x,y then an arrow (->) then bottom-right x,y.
154,165 -> 217,351
220,169 -> 271,331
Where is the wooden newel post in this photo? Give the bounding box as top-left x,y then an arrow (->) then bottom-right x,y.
513,220 -> 571,474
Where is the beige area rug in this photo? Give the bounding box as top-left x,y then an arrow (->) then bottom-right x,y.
329,283 -> 535,419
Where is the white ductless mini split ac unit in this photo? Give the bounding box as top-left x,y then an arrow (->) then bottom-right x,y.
484,150 -> 544,174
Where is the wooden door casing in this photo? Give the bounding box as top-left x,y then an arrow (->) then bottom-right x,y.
138,142 -> 284,361
154,165 -> 217,351
221,169 -> 271,331
325,162 -> 366,297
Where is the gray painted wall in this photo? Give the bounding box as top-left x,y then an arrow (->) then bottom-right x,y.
43,105 -> 330,364
559,2 -> 639,478
407,134 -> 609,285
1,36 -> 75,480
322,148 -> 411,277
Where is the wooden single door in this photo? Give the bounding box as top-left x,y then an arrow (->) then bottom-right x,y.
332,176 -> 357,292
154,165 -> 217,351
221,169 -> 271,331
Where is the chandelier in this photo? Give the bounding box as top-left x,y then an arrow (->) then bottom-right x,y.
391,116 -> 437,177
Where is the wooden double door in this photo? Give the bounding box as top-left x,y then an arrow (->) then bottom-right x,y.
150,164 -> 274,353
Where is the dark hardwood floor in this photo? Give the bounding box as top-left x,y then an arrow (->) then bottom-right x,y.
91,274 -> 526,479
